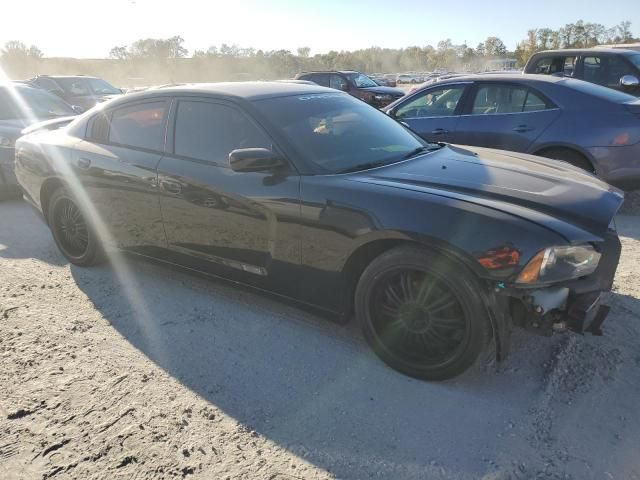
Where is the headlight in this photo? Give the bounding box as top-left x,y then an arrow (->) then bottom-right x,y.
0,136 -> 14,148
374,94 -> 392,101
516,245 -> 601,284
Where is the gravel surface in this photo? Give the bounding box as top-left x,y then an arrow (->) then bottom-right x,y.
1,200 -> 639,480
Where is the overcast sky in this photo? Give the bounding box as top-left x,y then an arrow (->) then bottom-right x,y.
3,0 -> 639,58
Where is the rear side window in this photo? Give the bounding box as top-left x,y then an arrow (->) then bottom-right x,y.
34,78 -> 61,92
310,74 -> 330,87
173,101 -> 271,165
108,101 -> 167,151
530,56 -> 576,77
471,84 -> 549,114
87,111 -> 110,142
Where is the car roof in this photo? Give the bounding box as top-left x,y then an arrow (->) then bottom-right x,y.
420,73 -> 564,84
530,48 -> 639,56
111,81 -> 334,102
299,70 -> 358,75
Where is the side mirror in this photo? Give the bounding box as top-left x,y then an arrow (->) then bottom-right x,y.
229,148 -> 285,173
620,74 -> 640,90
72,105 -> 86,114
339,83 -> 349,92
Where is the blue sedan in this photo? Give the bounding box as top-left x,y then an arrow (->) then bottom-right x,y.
384,74 -> 640,189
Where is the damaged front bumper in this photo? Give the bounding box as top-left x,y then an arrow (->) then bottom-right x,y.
506,230 -> 621,337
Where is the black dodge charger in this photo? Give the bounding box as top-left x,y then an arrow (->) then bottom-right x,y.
15,82 -> 624,380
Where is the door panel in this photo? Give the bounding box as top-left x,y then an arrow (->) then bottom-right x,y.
71,141 -> 166,249
453,83 -> 560,152
156,98 -> 302,294
157,158 -> 300,281
453,110 -> 559,152
70,100 -> 169,249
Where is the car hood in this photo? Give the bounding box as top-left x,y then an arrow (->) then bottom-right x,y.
350,144 -> 624,239
361,86 -> 405,96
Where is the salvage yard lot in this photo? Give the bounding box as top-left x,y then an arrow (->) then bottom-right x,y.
1,199 -> 640,480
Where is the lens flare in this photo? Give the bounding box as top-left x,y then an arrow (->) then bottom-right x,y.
2,65 -> 164,361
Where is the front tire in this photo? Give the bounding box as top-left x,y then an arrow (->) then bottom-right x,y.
48,187 -> 104,266
355,246 -> 490,380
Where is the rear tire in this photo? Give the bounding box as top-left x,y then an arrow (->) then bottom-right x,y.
538,148 -> 593,172
48,187 -> 104,266
355,246 -> 490,381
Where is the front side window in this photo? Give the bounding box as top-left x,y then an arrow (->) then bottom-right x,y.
583,55 -> 637,88
86,78 -> 121,95
628,54 -> 640,69
174,101 -> 271,164
471,84 -> 548,115
252,92 -> 429,173
395,85 -> 466,119
108,101 -> 167,151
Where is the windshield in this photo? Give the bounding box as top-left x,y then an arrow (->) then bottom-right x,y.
346,73 -> 378,88
56,77 -> 121,96
0,86 -> 75,120
252,93 -> 431,174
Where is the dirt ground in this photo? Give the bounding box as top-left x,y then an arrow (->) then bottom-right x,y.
1,199 -> 640,480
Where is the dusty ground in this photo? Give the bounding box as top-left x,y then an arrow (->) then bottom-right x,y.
1,200 -> 639,480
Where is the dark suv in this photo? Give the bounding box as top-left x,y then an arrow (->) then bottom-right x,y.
524,48 -> 640,95
295,70 -> 404,108
28,75 -> 123,110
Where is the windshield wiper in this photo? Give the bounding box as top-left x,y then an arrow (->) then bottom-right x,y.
336,160 -> 391,174
401,144 -> 442,160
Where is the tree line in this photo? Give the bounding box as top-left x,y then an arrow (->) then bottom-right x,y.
0,20 -> 637,86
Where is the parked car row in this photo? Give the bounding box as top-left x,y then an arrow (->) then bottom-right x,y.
25,75 -> 124,110
0,83 -> 79,196
383,73 -> 640,189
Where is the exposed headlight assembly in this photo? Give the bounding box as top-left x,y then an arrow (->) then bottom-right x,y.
517,245 -> 601,284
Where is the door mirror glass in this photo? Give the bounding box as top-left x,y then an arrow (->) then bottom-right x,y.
229,148 -> 285,173
620,74 -> 640,89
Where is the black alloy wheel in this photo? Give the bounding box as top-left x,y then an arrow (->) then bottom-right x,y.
356,246 -> 490,380
48,187 -> 104,266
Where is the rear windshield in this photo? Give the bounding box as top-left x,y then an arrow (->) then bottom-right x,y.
252,93 -> 426,173
559,78 -> 637,103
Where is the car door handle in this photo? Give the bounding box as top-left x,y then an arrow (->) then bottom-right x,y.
513,125 -> 535,133
431,128 -> 449,135
160,180 -> 182,194
77,158 -> 91,169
